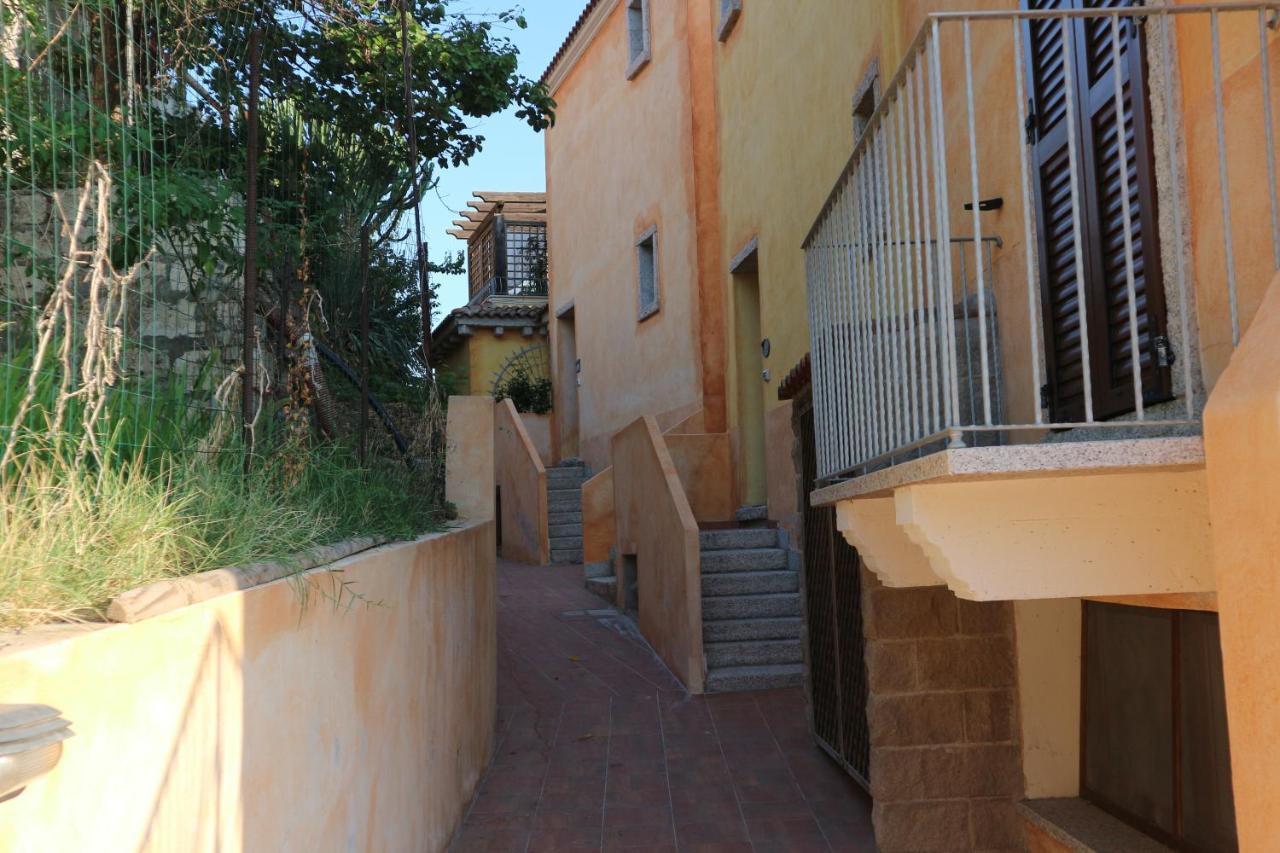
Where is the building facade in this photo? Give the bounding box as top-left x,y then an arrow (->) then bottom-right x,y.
542,0 -> 1280,850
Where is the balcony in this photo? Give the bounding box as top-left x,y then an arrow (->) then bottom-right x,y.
448,191 -> 550,307
803,3 -> 1280,601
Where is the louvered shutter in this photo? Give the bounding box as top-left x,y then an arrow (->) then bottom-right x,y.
1024,0 -> 1170,422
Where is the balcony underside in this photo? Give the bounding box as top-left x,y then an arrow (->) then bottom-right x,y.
813,438 -> 1213,601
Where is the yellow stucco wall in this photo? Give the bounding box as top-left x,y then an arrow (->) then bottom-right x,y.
466,332 -> 546,399
0,523 -> 497,853
546,0 -> 721,472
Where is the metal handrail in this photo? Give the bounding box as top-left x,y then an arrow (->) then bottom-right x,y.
803,3 -> 1280,483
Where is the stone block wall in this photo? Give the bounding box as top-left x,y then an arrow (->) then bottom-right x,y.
863,576 -> 1027,852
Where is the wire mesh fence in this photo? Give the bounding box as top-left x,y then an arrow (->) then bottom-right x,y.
0,0 -> 442,470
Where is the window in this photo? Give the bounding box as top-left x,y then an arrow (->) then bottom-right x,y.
1082,603 -> 1238,851
717,0 -> 742,42
851,65 -> 878,143
626,0 -> 651,79
636,227 -> 659,321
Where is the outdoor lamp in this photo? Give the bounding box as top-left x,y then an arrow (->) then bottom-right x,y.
0,705 -> 72,803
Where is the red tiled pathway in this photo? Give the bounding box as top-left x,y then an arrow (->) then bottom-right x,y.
450,560 -> 875,853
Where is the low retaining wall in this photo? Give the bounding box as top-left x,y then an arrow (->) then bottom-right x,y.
0,521 -> 498,853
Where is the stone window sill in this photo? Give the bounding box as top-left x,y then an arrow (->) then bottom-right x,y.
637,301 -> 660,323
1018,798 -> 1174,853
626,49 -> 651,81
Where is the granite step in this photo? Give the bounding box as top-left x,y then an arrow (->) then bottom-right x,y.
550,536 -> 584,550
548,492 -> 582,511
702,570 -> 798,597
585,575 -> 617,602
701,548 -> 789,574
703,617 -> 803,643
584,560 -> 612,579
699,528 -> 779,551
549,522 -> 584,539
702,593 -> 802,621
705,639 -> 804,669
547,467 -> 589,483
734,505 -> 768,524
548,510 -> 583,525
551,548 -> 584,564
706,663 -> 804,693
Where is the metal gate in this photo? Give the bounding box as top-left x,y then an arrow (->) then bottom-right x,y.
799,399 -> 871,789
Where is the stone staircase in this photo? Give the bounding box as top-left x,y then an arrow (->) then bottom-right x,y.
701,527 -> 804,693
547,461 -> 588,564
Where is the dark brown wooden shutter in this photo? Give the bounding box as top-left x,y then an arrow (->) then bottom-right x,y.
1024,0 -> 1171,422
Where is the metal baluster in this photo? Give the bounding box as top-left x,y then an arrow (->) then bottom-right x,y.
916,57 -> 942,435
1013,18 -> 1045,425
906,57 -> 930,444
888,96 -> 916,446
1159,14 -> 1195,420
1061,12 -> 1096,422
1260,8 -> 1280,271
963,19 -> 994,425
1111,15 -> 1145,418
929,21 -> 963,440
1211,10 -> 1240,346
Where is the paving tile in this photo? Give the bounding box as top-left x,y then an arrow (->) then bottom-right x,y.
450,560 -> 873,853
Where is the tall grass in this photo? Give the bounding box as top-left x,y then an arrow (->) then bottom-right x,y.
0,166 -> 447,632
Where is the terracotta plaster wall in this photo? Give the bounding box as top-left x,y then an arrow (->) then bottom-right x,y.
0,523 -> 497,853
665,432 -> 735,523
495,398 -> 549,565
545,0 -> 722,474
1175,3 -> 1280,389
1203,270 -> 1280,851
581,466 -> 616,569
446,396 -> 496,521
521,413 -> 553,467
611,416 -> 705,693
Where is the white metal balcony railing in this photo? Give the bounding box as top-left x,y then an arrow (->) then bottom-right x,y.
803,3 -> 1280,483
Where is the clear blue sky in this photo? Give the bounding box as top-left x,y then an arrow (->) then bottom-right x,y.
423,2 -> 584,320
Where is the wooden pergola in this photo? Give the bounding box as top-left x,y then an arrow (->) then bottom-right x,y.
446,191 -> 548,242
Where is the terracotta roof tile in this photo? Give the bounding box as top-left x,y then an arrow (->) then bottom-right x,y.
542,0 -> 604,85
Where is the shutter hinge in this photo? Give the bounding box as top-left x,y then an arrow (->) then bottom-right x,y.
1155,335 -> 1177,369
1025,99 -> 1037,145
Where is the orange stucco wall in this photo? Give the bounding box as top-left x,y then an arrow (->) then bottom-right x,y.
1204,269 -> 1280,851
0,523 -> 497,852
611,416 -> 705,693
546,0 -> 724,473
495,399 -> 549,565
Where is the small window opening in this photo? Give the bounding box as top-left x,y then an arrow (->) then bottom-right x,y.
718,0 -> 743,42
636,228 -> 659,321
626,0 -> 651,78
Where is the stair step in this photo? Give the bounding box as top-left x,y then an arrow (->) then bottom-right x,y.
702,593 -> 802,621
706,663 -> 804,693
547,480 -> 585,493
701,548 -> 789,573
549,523 -> 584,538
704,617 -> 803,643
584,560 -> 612,579
735,505 -> 769,524
548,467 -> 588,480
585,575 -> 617,601
548,510 -> 583,525
550,536 -> 584,550
699,529 -> 778,551
551,548 -> 584,564
702,570 -> 798,597
705,639 -> 804,669
549,493 -> 581,511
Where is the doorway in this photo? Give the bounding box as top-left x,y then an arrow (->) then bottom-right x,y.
555,305 -> 580,461
732,247 -> 766,506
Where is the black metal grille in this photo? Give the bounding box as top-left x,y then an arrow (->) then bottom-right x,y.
503,222 -> 549,297
799,399 -> 871,789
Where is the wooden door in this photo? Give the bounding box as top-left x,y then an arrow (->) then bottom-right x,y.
1025,0 -> 1170,422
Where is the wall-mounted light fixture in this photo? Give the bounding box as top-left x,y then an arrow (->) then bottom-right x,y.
761,338 -> 771,359
0,705 -> 73,803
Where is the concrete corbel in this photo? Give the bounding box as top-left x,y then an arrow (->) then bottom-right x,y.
835,498 -> 943,588
894,469 -> 1214,601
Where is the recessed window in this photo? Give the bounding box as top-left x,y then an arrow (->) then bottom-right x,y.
626,0 -> 651,79
1082,602 -> 1238,851
717,0 -> 742,42
852,70 -> 878,143
636,227 -> 659,321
